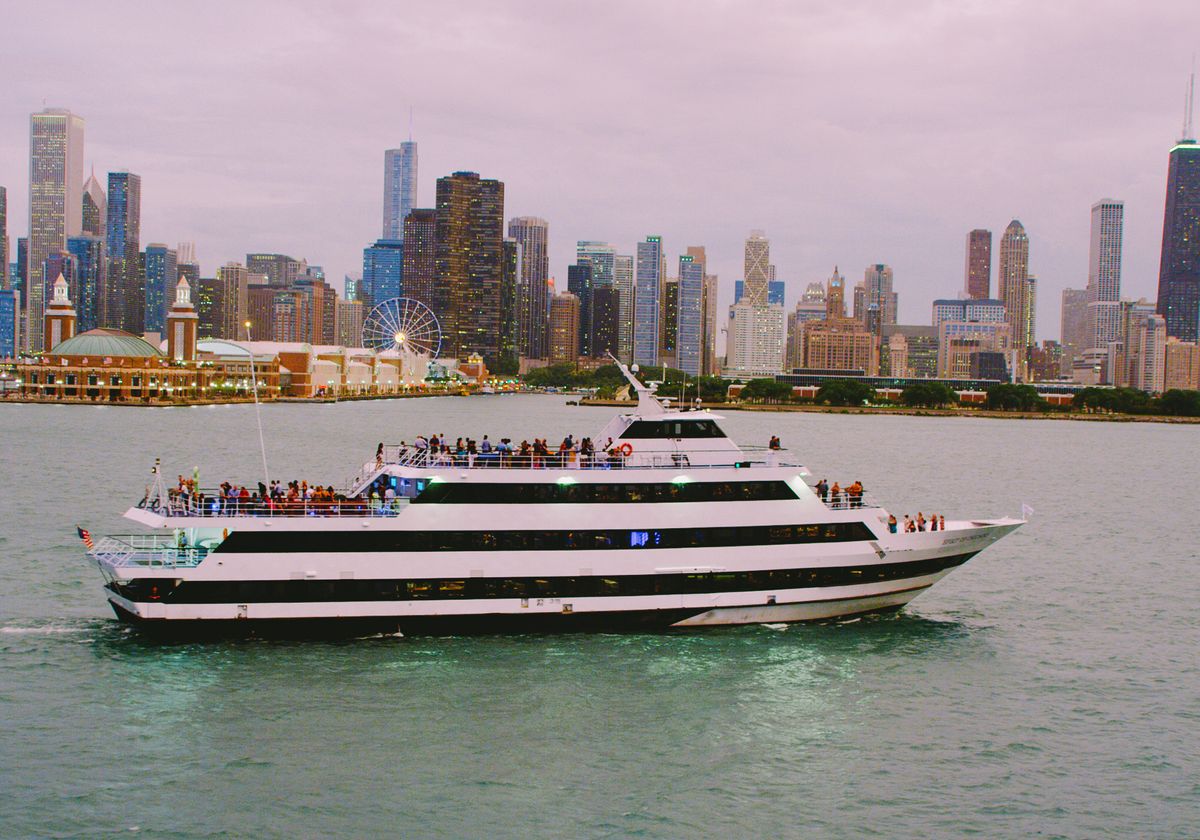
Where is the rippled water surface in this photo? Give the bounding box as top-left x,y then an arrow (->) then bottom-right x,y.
1,396 -> 1197,838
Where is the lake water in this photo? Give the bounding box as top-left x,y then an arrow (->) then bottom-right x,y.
1,396 -> 1196,838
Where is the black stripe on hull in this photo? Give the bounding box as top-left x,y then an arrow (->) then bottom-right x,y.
109,598 -> 912,640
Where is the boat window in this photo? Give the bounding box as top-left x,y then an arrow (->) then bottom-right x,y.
619,420 -> 727,439
412,481 -> 797,505
126,552 -> 975,605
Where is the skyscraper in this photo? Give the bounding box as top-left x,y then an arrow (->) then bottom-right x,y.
725,232 -> 786,376
143,243 -> 178,333
82,169 -> 105,238
500,238 -> 520,368
104,171 -> 141,332
686,246 -> 719,376
567,262 -> 593,357
860,264 -> 898,336
1060,287 -> 1090,369
435,171 -> 504,363
383,142 -> 418,241
508,216 -> 549,359
633,236 -> 662,366
246,253 -> 306,287
965,229 -> 992,299
998,219 -> 1032,375
361,239 -> 404,309
0,185 -> 8,289
613,254 -> 635,363
28,108 -> 84,351
66,234 -> 104,333
402,208 -> 438,311
548,292 -> 580,364
1087,199 -> 1124,350
676,254 -> 703,376
742,231 -> 770,306
216,262 -> 249,339
1155,90 -> 1200,341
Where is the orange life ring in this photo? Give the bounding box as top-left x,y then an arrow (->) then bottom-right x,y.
618,443 -> 634,457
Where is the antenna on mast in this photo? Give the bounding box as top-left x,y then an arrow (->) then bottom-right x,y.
1184,58 -> 1196,142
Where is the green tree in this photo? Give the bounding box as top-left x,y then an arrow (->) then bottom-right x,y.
1157,389 -> 1200,416
900,382 -> 958,408
987,383 -> 1046,411
815,379 -> 873,406
740,378 -> 794,403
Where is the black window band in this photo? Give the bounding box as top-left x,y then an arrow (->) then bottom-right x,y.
112,552 -> 974,604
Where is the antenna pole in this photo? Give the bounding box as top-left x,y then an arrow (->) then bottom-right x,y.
244,322 -> 270,488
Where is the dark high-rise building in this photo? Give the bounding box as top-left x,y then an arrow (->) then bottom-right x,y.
567,262 -> 593,357
82,170 -> 105,238
0,185 -> 8,289
435,171 -> 504,363
1155,111 -> 1200,340
965,229 -> 992,299
402,209 -> 438,311
177,261 -> 200,288
508,217 -> 549,359
247,253 -> 305,288
247,284 -> 276,340
591,286 -> 620,359
66,235 -> 104,332
105,171 -> 141,332
360,239 -> 404,311
143,243 -> 177,333
196,278 -> 221,338
16,237 -> 27,303
660,279 -> 679,359
498,238 -> 520,370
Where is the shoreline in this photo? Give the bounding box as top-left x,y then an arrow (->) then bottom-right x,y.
577,398 -> 1200,424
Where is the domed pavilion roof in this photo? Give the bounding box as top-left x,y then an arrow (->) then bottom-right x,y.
51,328 -> 163,358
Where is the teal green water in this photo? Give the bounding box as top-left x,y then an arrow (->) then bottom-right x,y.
1,397 -> 1197,838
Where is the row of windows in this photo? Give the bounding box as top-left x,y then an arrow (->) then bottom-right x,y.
115,553 -> 973,604
620,419 -> 727,439
412,480 -> 798,505
220,521 -> 877,554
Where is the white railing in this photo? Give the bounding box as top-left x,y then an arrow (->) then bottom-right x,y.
815,490 -> 881,510
142,494 -> 411,519
90,535 -> 211,568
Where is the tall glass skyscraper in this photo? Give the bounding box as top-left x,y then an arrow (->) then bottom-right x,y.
28,108 -> 84,351
613,254 -> 634,363
66,234 -> 104,333
82,171 -> 106,238
383,142 -> 418,241
143,243 -> 178,333
634,236 -> 662,366
676,255 -> 703,376
105,171 -> 141,332
1155,127 -> 1200,340
361,239 -> 405,310
0,185 -> 8,289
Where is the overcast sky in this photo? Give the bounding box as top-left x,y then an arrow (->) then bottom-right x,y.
3,0 -> 1198,341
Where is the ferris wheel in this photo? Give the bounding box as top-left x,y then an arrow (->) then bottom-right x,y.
362,297 -> 442,357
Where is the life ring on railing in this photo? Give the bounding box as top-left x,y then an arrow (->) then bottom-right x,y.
618,443 -> 634,458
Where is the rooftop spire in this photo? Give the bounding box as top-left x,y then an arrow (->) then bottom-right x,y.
1182,59 -> 1196,143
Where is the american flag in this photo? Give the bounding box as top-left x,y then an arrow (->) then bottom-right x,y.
76,525 -> 94,550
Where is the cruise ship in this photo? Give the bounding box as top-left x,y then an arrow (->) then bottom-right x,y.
84,363 -> 1023,636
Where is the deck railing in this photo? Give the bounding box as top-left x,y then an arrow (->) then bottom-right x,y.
140,495 -> 410,519
90,535 -> 212,568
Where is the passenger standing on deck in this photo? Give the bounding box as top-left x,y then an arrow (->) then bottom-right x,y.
916,512 -> 927,531
815,479 -> 829,502
887,514 -> 898,533
830,482 -> 842,508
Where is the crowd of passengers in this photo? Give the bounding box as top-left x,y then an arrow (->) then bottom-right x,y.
812,478 -> 947,533
164,475 -> 360,516
379,434 -> 626,469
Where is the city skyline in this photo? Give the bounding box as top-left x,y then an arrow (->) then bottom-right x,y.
0,3 -> 1196,343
